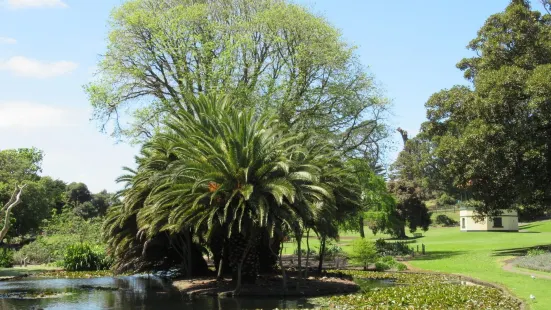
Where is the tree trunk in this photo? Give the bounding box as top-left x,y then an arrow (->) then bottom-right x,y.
305,229 -> 310,279
217,255 -> 224,280
210,226 -> 231,277
295,229 -> 302,291
233,229 -> 258,296
184,229 -> 193,278
270,238 -> 287,293
359,216 -> 365,238
0,185 -> 26,243
317,236 -> 326,274
258,228 -> 279,273
398,226 -> 407,239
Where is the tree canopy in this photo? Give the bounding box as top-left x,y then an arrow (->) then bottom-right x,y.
85,0 -> 390,161
399,0 -> 551,216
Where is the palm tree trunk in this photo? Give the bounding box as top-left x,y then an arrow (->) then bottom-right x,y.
317,235 -> 326,274
270,238 -> 287,293
183,229 -> 193,278
296,229 -> 302,291
258,229 -> 279,273
305,228 -> 310,279
233,229 -> 257,296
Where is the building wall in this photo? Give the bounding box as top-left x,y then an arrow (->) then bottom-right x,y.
459,209 -> 518,232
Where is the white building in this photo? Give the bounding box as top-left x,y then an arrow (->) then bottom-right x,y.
459,208 -> 518,232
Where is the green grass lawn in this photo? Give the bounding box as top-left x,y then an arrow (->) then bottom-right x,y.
282,220 -> 551,309
0,265 -> 60,277
408,220 -> 551,310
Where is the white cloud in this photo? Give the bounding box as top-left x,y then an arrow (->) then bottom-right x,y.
0,56 -> 78,78
6,0 -> 67,9
0,37 -> 16,44
0,101 -> 82,129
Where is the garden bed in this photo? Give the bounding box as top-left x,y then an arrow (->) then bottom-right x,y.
513,253 -> 551,273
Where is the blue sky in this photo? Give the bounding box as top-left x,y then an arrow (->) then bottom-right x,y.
0,0 -> 543,193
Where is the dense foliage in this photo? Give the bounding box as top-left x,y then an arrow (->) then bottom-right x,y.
395,0 -> 551,217
375,239 -> 414,257
14,209 -> 105,265
435,214 -> 458,227
349,238 -> 377,270
0,148 -> 116,241
64,243 -> 110,271
85,0 -> 390,163
386,180 -> 432,238
0,248 -> 14,268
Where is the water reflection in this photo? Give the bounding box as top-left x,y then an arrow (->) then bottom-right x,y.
0,275 -> 316,310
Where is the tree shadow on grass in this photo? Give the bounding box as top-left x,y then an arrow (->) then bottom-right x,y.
492,244 -> 551,257
518,223 -> 543,231
409,251 -> 466,261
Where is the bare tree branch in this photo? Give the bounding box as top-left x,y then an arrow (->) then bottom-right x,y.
0,184 -> 27,242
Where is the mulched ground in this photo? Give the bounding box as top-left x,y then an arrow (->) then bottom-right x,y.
173,272 -> 358,297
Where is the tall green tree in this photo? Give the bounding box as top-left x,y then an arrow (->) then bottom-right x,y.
0,148 -> 43,184
417,0 -> 551,216
0,148 -> 56,238
65,182 -> 92,206
85,0 -> 390,162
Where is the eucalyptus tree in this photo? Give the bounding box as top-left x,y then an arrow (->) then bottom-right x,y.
85,0 -> 390,162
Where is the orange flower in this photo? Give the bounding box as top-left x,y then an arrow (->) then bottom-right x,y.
208,181 -> 220,192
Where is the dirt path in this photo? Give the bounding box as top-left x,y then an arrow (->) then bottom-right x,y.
502,259 -> 551,280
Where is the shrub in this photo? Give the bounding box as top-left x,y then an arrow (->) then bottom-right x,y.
321,242 -> 347,269
374,256 -> 407,271
375,261 -> 391,271
527,248 -> 547,256
437,193 -> 456,207
0,248 -> 14,267
14,239 -> 53,265
350,239 -> 378,269
15,208 -> 107,266
375,239 -> 412,256
325,243 -> 344,259
395,262 -> 408,271
517,204 -> 548,222
64,243 -> 110,271
379,256 -> 396,265
435,214 -> 458,227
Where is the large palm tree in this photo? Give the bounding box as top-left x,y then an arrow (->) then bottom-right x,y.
104,94 -> 362,293
135,94 -> 338,292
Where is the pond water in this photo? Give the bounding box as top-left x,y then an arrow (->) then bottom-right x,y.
0,275 -> 317,310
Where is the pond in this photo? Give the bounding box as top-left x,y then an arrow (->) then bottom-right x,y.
0,275 -> 319,310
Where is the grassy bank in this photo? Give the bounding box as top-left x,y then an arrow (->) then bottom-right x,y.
0,265 -> 60,277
